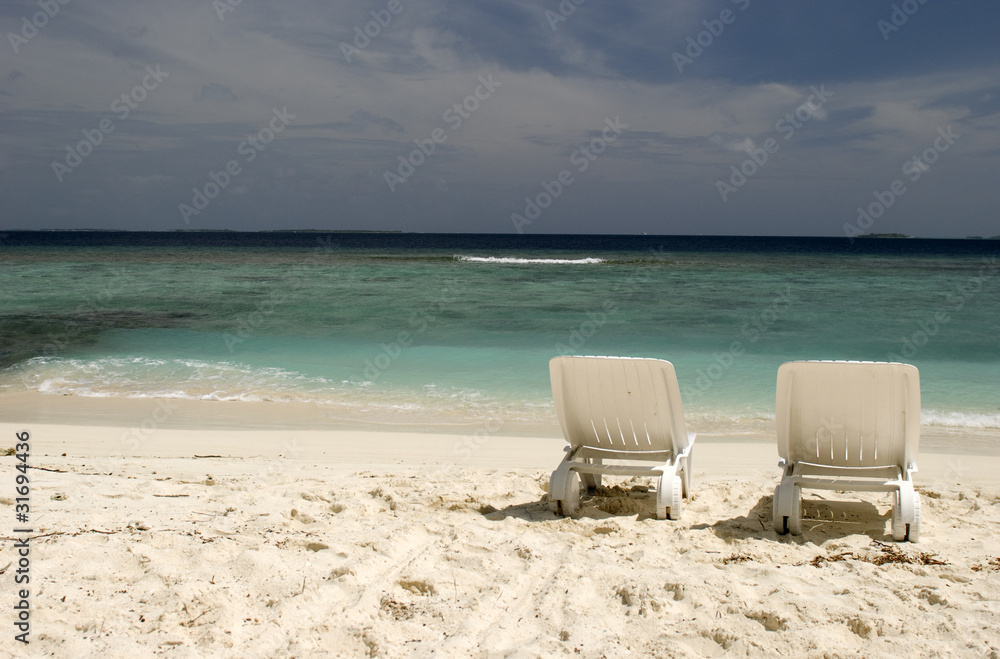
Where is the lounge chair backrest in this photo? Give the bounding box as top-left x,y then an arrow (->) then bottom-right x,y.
776,361 -> 920,470
550,356 -> 690,455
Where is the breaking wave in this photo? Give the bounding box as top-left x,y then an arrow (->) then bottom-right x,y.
455,255 -> 605,265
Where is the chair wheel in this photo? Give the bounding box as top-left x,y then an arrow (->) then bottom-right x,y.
892,491 -> 921,542
666,475 -> 683,520
773,484 -> 801,535
907,493 -> 921,543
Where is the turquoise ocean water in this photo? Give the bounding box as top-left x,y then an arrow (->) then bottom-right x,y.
1,232 -> 998,434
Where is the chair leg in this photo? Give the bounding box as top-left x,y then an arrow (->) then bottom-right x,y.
891,490 -> 904,541
548,464 -> 567,514
668,475 -> 682,520
580,472 -> 601,494
772,484 -> 784,534
561,471 -> 581,515
909,493 -> 921,543
892,486 -> 921,543
681,450 -> 693,499
549,463 -> 581,516
773,481 -> 801,535
656,473 -> 682,520
655,473 -> 667,520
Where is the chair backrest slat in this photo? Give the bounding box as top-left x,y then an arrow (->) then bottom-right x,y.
777,360 -> 919,470
550,356 -> 690,456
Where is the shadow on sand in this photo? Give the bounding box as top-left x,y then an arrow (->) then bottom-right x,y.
483,486 -> 898,545
698,493 -> 894,544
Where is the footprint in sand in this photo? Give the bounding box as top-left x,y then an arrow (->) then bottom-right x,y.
290,509 -> 317,524
398,579 -> 436,596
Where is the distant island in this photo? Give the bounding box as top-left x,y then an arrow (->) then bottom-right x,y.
168,229 -> 406,233
856,233 -> 912,239
34,228 -> 406,233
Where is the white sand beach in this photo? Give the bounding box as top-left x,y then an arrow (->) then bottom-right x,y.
2,394 -> 1000,658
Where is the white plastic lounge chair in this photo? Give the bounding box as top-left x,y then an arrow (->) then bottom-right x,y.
548,356 -> 696,520
773,360 -> 921,542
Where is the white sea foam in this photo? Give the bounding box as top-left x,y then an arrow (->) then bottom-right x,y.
922,410 -> 1000,429
456,255 -> 605,265
12,355 -> 537,422
20,355 -> 334,402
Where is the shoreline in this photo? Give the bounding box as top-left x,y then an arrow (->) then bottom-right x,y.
2,389 -> 998,454
2,388 -> 999,486
6,423 -> 999,488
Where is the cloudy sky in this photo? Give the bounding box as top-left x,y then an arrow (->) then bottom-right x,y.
1,0 -> 998,236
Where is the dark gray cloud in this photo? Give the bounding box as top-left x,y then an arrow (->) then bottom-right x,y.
0,0 -> 997,236
348,110 -> 404,133
197,83 -> 236,103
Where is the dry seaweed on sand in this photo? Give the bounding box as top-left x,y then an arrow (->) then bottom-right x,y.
971,557 -> 1000,572
809,551 -> 857,567
808,541 -> 948,568
868,540 -> 949,566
